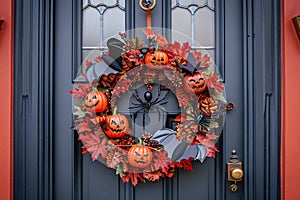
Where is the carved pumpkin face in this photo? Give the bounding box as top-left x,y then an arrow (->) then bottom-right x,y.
128,145 -> 153,168
84,91 -> 108,112
104,114 -> 129,138
145,51 -> 168,69
184,72 -> 207,95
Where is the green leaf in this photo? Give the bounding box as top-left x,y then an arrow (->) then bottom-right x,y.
211,91 -> 227,103
186,104 -> 194,115
202,70 -> 214,78
209,121 -> 220,129
132,37 -> 144,49
73,104 -> 88,118
116,164 -> 125,177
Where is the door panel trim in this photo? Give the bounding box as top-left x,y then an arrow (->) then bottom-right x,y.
243,0 -> 281,199
14,0 -> 54,199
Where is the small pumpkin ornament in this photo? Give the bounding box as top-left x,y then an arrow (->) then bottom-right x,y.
183,72 -> 207,95
128,138 -> 153,168
145,51 -> 169,69
198,95 -> 218,116
104,108 -> 129,138
84,90 -> 108,112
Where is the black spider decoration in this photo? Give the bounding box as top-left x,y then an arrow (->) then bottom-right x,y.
196,114 -> 213,132
129,84 -> 170,129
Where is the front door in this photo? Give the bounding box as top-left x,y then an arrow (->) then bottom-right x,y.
14,0 -> 281,199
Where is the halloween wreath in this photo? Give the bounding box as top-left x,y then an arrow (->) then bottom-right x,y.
71,28 -> 233,186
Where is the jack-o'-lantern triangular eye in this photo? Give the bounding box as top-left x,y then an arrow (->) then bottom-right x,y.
111,120 -> 116,125
92,95 -> 97,99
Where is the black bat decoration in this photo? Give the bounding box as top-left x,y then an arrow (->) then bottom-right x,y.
175,52 -> 209,75
151,129 -> 207,163
102,38 -> 124,72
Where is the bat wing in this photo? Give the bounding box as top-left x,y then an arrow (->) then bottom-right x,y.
102,54 -> 123,72
107,38 -> 124,59
151,129 -> 207,162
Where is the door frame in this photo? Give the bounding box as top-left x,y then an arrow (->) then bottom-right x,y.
13,0 -> 281,199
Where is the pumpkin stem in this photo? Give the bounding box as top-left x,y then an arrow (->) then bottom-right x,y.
137,137 -> 143,146
91,86 -> 98,92
113,107 -> 118,115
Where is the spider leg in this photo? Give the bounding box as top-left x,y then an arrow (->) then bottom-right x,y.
151,88 -> 170,106
132,89 -> 144,105
128,104 -> 144,109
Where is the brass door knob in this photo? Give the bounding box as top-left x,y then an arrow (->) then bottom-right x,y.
227,150 -> 243,192
231,168 -> 244,180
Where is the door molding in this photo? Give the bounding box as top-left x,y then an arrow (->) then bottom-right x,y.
14,0 -> 281,199
14,0 -> 54,199
243,0 -> 281,199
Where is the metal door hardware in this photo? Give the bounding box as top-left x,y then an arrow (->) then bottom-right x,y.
227,150 -> 244,192
139,0 -> 156,11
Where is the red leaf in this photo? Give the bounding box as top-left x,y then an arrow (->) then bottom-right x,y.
143,171 -> 163,182
206,132 -> 218,140
79,133 -> 107,160
122,172 -> 146,186
156,34 -> 167,47
192,51 -> 211,67
153,151 -> 171,172
112,79 -> 131,96
164,41 -> 191,59
206,75 -> 224,92
69,84 -> 91,99
86,60 -> 92,67
180,158 -> 194,171
78,122 -> 92,133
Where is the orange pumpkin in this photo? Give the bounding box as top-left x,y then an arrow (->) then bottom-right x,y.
184,72 -> 207,95
104,113 -> 129,138
84,91 -> 108,112
145,51 -> 168,69
128,138 -> 153,168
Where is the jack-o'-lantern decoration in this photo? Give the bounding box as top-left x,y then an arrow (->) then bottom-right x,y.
104,109 -> 129,138
184,72 -> 207,95
84,91 -> 108,112
145,51 -> 168,69
198,95 -> 218,116
128,138 -> 153,168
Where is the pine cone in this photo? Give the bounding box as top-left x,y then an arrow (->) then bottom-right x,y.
198,95 -> 218,116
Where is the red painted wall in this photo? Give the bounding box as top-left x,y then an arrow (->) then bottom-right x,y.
0,0 -> 13,199
281,1 -> 300,200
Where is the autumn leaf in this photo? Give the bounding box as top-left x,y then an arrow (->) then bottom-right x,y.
210,90 -> 227,103
106,147 -> 125,169
69,84 -> 91,99
116,164 -> 125,177
142,28 -> 156,40
164,41 -> 191,59
206,75 -> 224,92
193,51 -> 211,67
86,60 -> 92,67
156,34 -> 168,48
206,132 -> 218,140
132,37 -> 144,49
95,56 -> 103,63
152,151 -> 171,172
78,122 -> 92,133
122,172 -> 146,186
79,133 -> 107,161
73,104 -> 89,118
143,171 -> 163,182
180,158 -> 194,171
209,121 -> 220,129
